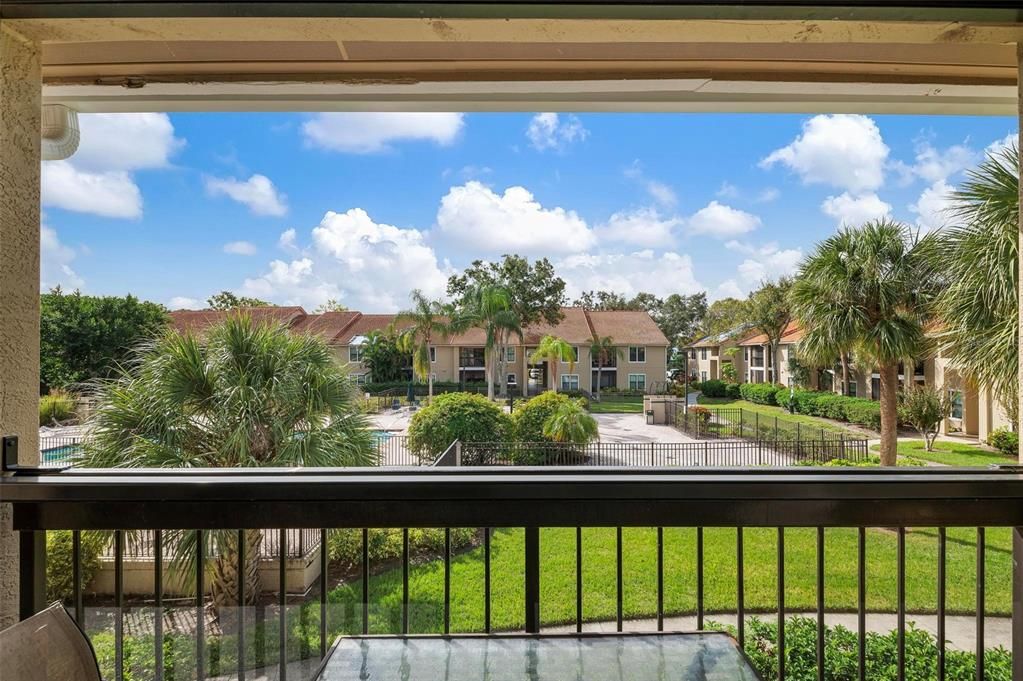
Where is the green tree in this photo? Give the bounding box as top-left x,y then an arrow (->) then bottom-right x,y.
407,392 -> 512,464
542,399 -> 599,445
698,297 -> 747,339
744,278 -> 794,384
206,290 -> 273,310
360,329 -> 404,383
898,384 -> 952,452
81,314 -> 375,610
655,293 -> 709,354
935,142 -> 1019,430
588,335 -> 624,400
40,287 -> 168,391
447,255 -> 566,327
530,335 -> 577,393
395,290 -> 452,399
791,220 -> 940,466
314,298 -> 349,313
454,285 -> 523,399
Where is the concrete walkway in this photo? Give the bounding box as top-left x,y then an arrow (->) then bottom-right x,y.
210,612 -> 1010,681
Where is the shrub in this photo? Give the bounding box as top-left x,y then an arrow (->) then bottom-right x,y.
513,391 -> 575,443
713,615 -> 1010,681
46,530 -> 106,601
699,379 -> 728,398
687,406 -> 712,423
407,392 -> 511,462
740,382 -> 781,405
724,382 -> 741,399
39,390 -> 76,426
327,528 -> 477,568
843,399 -> 882,430
542,399 -> 599,445
898,385 -> 950,451
987,428 -> 1018,458
774,385 -> 795,410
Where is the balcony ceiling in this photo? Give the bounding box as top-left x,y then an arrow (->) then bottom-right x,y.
3,2 -> 1021,113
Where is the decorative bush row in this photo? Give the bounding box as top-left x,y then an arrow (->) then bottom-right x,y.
327,528 -> 477,568
786,389 -> 881,430
739,382 -> 782,405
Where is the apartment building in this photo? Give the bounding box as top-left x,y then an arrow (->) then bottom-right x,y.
169,306 -> 669,395
685,328 -> 749,383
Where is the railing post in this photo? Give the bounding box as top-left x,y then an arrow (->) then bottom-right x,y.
18,531 -> 45,620
1013,527 -> 1022,681
524,526 -> 540,633
455,440 -> 462,467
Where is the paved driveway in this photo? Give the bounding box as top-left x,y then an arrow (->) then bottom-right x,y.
594,413 -> 696,443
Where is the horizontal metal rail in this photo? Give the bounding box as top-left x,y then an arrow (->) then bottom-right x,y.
5,467 -> 1023,530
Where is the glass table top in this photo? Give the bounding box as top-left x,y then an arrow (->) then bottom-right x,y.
314,632 -> 762,681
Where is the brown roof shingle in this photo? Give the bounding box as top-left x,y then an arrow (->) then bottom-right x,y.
587,310 -> 669,346
291,311 -> 361,341
169,306 -> 307,334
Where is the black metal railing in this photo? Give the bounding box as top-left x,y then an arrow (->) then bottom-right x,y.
461,439 -> 867,467
3,467 -> 1022,681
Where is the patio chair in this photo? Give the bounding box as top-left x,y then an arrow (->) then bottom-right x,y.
0,602 -> 102,681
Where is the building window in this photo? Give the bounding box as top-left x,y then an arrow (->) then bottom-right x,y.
847,381 -> 857,398
349,345 -> 364,363
354,373 -> 368,385
949,390 -> 964,419
561,374 -> 580,391
629,346 -> 646,363
689,350 -> 697,360
871,377 -> 880,401
562,346 -> 579,363
700,348 -> 707,360
505,346 -> 516,362
429,347 -> 436,363
629,373 -> 646,391
507,373 -> 517,385
700,371 -> 707,383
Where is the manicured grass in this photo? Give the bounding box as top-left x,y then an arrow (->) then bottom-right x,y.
327,525 -> 1011,635
697,396 -> 861,436
587,397 -> 643,414
871,440 -> 1016,467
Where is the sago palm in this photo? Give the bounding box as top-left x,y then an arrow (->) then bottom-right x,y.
588,335 -> 624,400
790,219 -> 941,466
395,289 -> 451,400
934,142 -> 1019,429
81,314 -> 375,612
542,399 -> 599,444
530,335 -> 577,392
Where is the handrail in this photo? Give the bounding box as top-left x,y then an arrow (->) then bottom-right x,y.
4,467 -> 1023,531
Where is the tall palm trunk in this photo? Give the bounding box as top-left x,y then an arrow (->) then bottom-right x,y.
486,347 -> 496,400
211,529 -> 263,619
878,363 -> 900,466
840,353 -> 850,396
595,355 -> 603,401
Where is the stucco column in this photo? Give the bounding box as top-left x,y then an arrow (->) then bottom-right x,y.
0,24 -> 42,627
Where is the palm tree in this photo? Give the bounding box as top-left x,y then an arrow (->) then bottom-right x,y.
395,289 -> 451,400
81,314 -> 375,612
791,219 -> 941,466
542,399 -> 599,444
454,285 -> 523,399
744,278 -> 793,384
588,335 -> 624,400
934,142 -> 1019,430
530,335 -> 577,393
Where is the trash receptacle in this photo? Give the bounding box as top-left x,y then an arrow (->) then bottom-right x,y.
646,409 -> 655,425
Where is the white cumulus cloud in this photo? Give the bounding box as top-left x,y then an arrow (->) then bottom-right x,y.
596,207 -> 682,248
685,201 -> 761,238
760,114 -> 889,193
302,113 -> 464,154
526,113 -> 589,152
205,174 -> 288,216
725,241 -> 803,287
556,250 -> 704,300
436,181 -> 595,255
40,224 -> 84,290
223,240 -> 258,256
241,208 -> 450,311
910,180 -> 956,232
169,296 -> 203,310
821,192 -> 892,227
42,113 -> 183,219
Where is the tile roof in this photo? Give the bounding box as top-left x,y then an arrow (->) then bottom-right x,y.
169,306 -> 307,334
587,310 -> 669,346
290,311 -> 361,340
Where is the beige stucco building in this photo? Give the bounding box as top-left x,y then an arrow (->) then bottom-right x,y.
171,306 -> 670,396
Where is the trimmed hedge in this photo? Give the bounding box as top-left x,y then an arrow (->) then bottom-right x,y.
739,382 -> 783,405
782,389 -> 882,431
699,379 -> 728,398
724,382 -> 741,399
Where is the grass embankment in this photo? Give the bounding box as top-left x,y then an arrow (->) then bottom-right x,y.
871,440 -> 1016,467
328,525 -> 1010,635
697,396 -> 861,437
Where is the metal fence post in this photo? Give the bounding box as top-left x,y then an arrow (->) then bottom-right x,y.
455,441 -> 462,467
524,526 -> 540,633
18,531 -> 46,620
1014,527 -> 1023,681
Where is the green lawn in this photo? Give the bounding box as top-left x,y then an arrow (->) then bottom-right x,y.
327,525 -> 1010,635
587,397 -> 643,414
872,440 -> 1016,467
696,397 -> 861,437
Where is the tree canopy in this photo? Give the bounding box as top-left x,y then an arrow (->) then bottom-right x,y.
206,290 -> 273,310
447,255 -> 566,327
40,287 -> 168,392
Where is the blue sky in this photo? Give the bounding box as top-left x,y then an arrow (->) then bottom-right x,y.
41,111 -> 1017,312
